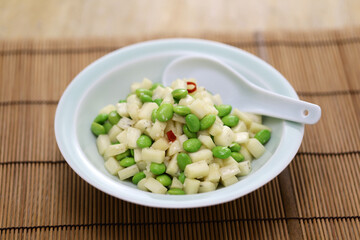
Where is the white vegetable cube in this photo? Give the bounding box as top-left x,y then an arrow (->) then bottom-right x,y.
138,102 -> 158,120
152,86 -> 166,100
199,181 -> 217,193
126,127 -> 142,148
117,164 -> 139,180
205,163 -> 221,183
198,135 -> 216,149
104,143 -> 127,159
178,134 -> 188,146
116,130 -> 128,146
137,178 -> 148,191
117,117 -> 134,130
141,148 -> 165,163
134,119 -> 152,133
234,132 -> 249,144
189,149 -> 213,163
167,140 -> 182,156
170,177 -> 183,189
127,103 -> 140,121
211,94 -> 223,105
134,148 -> 142,162
189,99 -> 218,119
164,120 -> 176,134
213,158 -> 224,167
99,104 -> 116,115
179,95 -> 195,106
237,161 -> 252,177
172,114 -> 186,124
127,94 -> 142,107
232,109 -> 253,128
116,102 -> 129,117
104,157 -> 123,175
246,113 -> 262,124
174,121 -> 183,135
136,160 -> 147,171
130,82 -> 142,93
144,177 -> 167,194
240,146 -> 253,161
183,178 -> 200,194
184,160 -> 210,179
162,93 -> 175,104
171,79 -> 187,89
96,135 -> 111,155
219,164 -> 240,180
166,154 -> 179,176
246,138 -> 266,158
232,121 -> 247,133
208,116 -> 224,136
221,175 -> 238,187
151,137 -> 170,151
108,125 -> 122,143
214,126 -> 235,147
148,121 -> 167,140
249,122 -> 272,134
141,78 -> 153,89
222,157 -> 238,166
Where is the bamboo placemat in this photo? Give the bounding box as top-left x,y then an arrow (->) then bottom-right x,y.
0,29 -> 360,239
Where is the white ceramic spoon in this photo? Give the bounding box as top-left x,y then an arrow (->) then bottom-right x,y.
162,55 -> 321,124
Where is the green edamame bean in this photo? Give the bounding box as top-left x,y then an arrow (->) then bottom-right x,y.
115,149 -> 131,160
173,105 -> 191,116
215,105 -> 232,117
94,113 -> 108,124
183,125 -> 197,138
118,99 -> 126,103
254,129 -> 271,145
229,142 -> 241,152
103,121 -> 113,133
222,115 -> 239,127
151,108 -> 158,123
91,122 -> 106,136
231,152 -> 245,162
149,83 -> 164,91
200,114 -> 216,130
168,188 -> 185,195
112,141 -> 120,145
171,89 -> 188,100
119,157 -> 136,167
135,88 -> 152,97
183,138 -> 202,153
178,172 -> 186,184
132,172 -> 146,185
177,153 -> 192,171
150,162 -> 166,175
185,114 -> 200,133
212,146 -> 231,159
156,174 -> 172,187
154,98 -> 163,106
130,149 -> 134,157
156,103 -> 173,122
108,111 -> 121,125
136,135 -> 153,148
139,93 -> 153,103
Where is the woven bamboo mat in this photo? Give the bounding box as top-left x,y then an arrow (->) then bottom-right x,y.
0,28 -> 360,239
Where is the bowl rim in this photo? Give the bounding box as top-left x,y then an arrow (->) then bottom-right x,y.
55,38 -> 304,208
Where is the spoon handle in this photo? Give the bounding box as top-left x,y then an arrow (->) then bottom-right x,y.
243,87 -> 322,124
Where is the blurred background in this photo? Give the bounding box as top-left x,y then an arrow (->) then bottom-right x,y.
1,0 -> 359,39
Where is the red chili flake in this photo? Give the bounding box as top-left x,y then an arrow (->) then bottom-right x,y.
187,82 -> 197,93
166,130 -> 177,142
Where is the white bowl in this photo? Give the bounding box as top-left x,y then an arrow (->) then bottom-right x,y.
55,38 -> 304,208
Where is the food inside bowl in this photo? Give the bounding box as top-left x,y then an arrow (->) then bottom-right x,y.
90,78 -> 272,195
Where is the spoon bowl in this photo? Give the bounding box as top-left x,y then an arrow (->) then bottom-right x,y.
162,55 -> 321,124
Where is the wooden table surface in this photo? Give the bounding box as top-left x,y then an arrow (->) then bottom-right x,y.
0,0 -> 360,39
